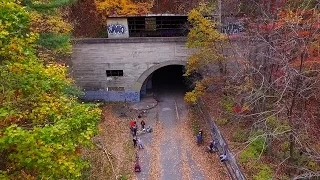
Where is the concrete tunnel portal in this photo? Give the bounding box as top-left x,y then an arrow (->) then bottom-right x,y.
140,65 -> 189,97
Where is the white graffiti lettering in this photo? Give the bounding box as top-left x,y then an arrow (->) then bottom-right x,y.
222,22 -> 244,35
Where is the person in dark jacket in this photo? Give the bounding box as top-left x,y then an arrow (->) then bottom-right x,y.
141,120 -> 146,130
133,125 -> 137,136
133,136 -> 137,147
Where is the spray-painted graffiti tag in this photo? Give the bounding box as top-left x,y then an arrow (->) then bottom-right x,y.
222,22 -> 244,35
107,24 -> 127,35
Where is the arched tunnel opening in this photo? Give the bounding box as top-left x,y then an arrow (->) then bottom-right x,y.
140,65 -> 202,98
152,65 -> 187,93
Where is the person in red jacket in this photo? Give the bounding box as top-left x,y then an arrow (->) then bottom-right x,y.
130,119 -> 135,127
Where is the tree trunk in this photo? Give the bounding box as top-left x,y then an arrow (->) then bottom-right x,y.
288,51 -> 305,161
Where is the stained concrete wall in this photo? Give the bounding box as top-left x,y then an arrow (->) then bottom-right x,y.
71,36 -> 249,102
71,37 -> 191,101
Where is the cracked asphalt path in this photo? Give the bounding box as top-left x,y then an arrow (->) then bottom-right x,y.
136,89 -> 205,180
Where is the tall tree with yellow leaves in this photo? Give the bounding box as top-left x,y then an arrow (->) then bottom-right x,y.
184,3 -> 228,103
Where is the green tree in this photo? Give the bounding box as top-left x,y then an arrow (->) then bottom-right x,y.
0,0 -> 101,178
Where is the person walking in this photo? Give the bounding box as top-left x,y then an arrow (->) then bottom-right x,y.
137,138 -> 144,149
133,136 -> 137,148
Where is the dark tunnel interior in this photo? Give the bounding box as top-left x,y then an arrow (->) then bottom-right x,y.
151,65 -> 188,93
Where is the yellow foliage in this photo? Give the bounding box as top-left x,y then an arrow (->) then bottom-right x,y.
29,11 -> 72,34
185,48 -> 225,76
185,54 -> 201,76
95,0 -> 153,16
184,78 -> 209,103
185,8 -> 227,76
187,9 -> 226,48
0,33 -> 39,62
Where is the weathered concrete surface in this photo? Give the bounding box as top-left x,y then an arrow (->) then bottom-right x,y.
71,38 -> 190,91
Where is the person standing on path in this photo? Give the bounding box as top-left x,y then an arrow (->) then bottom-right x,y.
130,119 -> 135,127
130,120 -> 135,134
141,120 -> 146,130
137,138 -> 144,149
133,136 -> 137,148
133,124 -> 137,136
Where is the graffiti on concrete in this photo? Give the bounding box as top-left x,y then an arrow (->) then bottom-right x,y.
81,90 -> 140,102
107,24 -> 127,35
125,91 -> 140,102
81,91 -> 109,101
222,22 -> 244,35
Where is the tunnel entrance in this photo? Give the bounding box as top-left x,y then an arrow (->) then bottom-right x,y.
141,65 -> 189,97
153,65 -> 187,93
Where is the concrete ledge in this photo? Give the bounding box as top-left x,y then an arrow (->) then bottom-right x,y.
72,37 -> 187,44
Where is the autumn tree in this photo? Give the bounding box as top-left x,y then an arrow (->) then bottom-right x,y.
95,0 -> 153,17
152,0 -> 208,14
184,2 -> 229,103
225,0 -> 320,178
0,0 -> 101,178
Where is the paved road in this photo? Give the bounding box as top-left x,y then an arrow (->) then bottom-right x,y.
136,88 -> 205,180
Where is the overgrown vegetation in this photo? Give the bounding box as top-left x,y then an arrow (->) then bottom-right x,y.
94,0 -> 153,17
0,0 -> 101,178
185,0 -> 320,179
80,103 -> 137,179
184,3 -> 228,103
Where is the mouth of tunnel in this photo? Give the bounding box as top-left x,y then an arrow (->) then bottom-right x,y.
153,65 -> 187,92
141,65 -> 200,96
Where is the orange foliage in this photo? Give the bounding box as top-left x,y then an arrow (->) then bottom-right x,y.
276,9 -> 320,68
69,0 -> 104,37
95,0 -> 153,16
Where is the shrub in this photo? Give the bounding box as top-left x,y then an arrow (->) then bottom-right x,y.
266,116 -> 290,133
232,129 -> 249,143
220,95 -> 234,113
253,165 -> 273,180
215,118 -> 229,125
119,174 -> 129,180
239,137 -> 266,163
